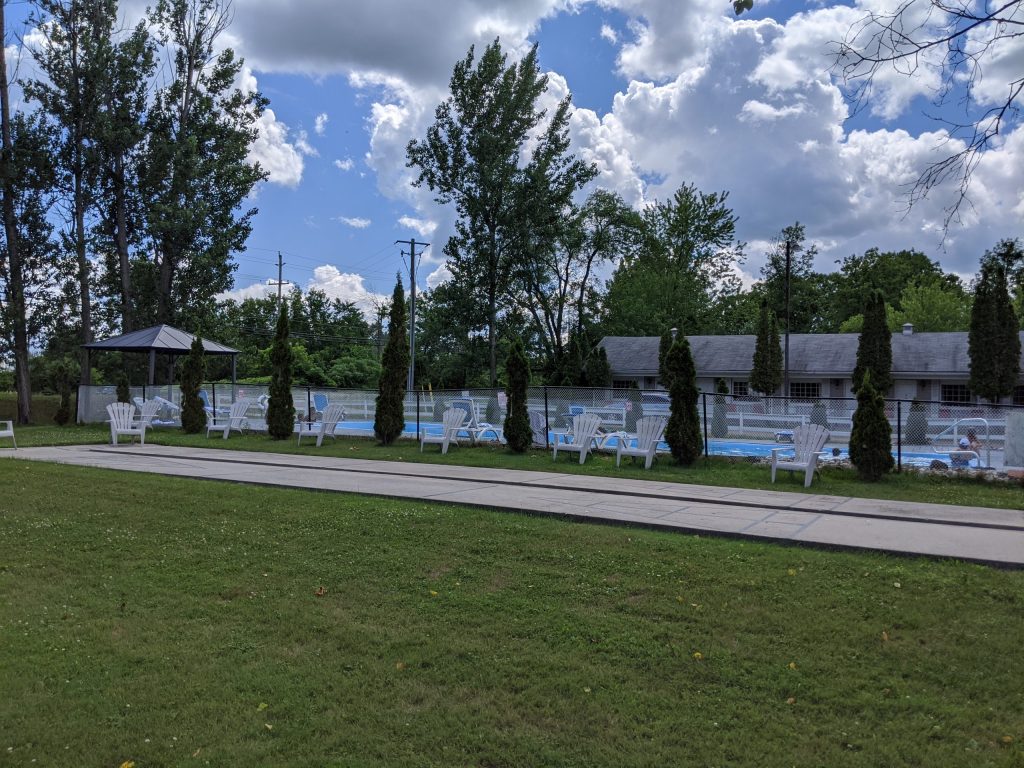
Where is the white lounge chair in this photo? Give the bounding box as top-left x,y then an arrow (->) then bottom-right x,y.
552,413 -> 603,464
0,420 -> 16,449
529,410 -> 548,447
616,415 -> 667,470
770,423 -> 830,488
107,402 -> 145,445
206,398 -> 252,439
297,403 -> 346,447
420,408 -> 466,454
451,398 -> 502,443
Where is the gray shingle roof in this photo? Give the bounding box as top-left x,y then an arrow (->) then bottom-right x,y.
83,324 -> 238,355
599,332 -> 1024,378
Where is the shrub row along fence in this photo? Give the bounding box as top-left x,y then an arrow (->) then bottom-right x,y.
78,384 -> 1024,471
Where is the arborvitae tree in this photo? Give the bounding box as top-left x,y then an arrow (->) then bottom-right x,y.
849,371 -> 894,481
810,400 -> 831,431
750,302 -> 782,396
267,307 -> 296,439
503,336 -> 532,452
904,398 -> 929,445
711,378 -> 729,438
853,290 -> 893,394
375,277 -> 409,445
625,384 -> 642,432
116,372 -> 131,404
584,346 -> 612,388
180,335 -> 206,434
969,257 -> 1021,402
658,329 -> 673,388
665,338 -> 703,465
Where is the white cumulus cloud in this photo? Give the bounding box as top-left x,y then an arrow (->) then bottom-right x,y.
337,216 -> 372,229
314,112 -> 329,135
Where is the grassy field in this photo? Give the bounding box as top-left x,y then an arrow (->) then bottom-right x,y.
0,460 -> 1021,767
7,422 -> 1024,510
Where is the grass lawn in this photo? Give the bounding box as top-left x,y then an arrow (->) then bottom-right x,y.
1,460 -> 1022,766
8,423 -> 1024,511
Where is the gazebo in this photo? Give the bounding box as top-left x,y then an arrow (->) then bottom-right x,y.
82,325 -> 240,385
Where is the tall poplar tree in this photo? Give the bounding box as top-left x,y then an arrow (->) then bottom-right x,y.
375,277 -> 408,445
969,256 -> 1021,402
853,290 -> 892,394
750,301 -> 782,396
407,38 -> 593,386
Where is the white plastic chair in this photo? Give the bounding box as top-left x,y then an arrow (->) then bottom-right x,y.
0,420 -> 16,449
297,403 -> 347,447
552,413 -> 603,464
770,423 -> 830,488
133,399 -> 161,429
528,410 -> 548,447
420,408 -> 467,454
107,402 -> 145,445
450,397 -> 502,443
616,415 -> 667,470
206,399 -> 252,439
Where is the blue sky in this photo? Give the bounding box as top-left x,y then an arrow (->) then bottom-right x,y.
9,0 -> 1023,314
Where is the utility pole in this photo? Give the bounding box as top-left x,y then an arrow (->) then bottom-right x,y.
396,238 -> 429,391
268,251 -> 286,306
783,238 -> 791,408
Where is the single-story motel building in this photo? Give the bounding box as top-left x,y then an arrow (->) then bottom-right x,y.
599,325 -> 1024,406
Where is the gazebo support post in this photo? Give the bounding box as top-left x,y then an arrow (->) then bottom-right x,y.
148,349 -> 156,386
232,355 -> 237,384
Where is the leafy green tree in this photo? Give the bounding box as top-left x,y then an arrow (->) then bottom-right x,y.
179,334 -> 206,433
375,277 -> 408,445
969,256 -> 1021,402
408,39 -> 595,385
266,307 -> 295,440
829,248 -> 947,329
711,378 -> 729,438
849,371 -> 894,482
665,338 -> 703,465
853,291 -> 892,394
142,0 -> 268,330
759,222 -> 822,333
503,336 -> 531,452
584,346 -> 612,388
904,398 -> 929,445
840,279 -> 972,332
750,302 -> 782,396
603,183 -> 743,336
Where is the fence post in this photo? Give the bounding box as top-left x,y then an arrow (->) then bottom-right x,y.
896,400 -> 902,473
306,387 -> 312,423
211,381 -> 216,415
416,389 -> 421,438
543,386 -> 550,449
142,384 -> 146,402
702,392 -> 710,458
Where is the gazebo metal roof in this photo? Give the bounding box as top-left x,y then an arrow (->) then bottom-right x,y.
83,325 -> 238,384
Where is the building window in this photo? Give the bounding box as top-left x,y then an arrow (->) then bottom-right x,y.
732,380 -> 749,397
789,382 -> 821,400
940,384 -> 972,404
1013,385 -> 1024,406
612,380 -> 634,390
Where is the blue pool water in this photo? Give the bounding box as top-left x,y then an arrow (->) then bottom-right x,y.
338,420 -> 971,468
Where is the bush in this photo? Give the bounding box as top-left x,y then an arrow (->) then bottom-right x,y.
486,393 -> 502,424
810,401 -> 831,431
116,373 -> 130,404
503,337 -> 531,452
625,386 -> 642,432
51,359 -> 73,426
849,371 -> 894,482
711,379 -> 729,438
180,336 -> 206,434
665,338 -> 703,465
904,398 -> 929,444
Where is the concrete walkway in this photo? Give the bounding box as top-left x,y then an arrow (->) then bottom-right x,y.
9,444 -> 1024,567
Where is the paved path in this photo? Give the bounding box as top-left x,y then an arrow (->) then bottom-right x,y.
9,444 -> 1024,567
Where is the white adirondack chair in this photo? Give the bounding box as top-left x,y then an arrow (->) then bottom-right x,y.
770,423 -> 830,488
206,398 -> 252,439
107,402 -> 145,445
528,410 -> 548,447
0,420 -> 16,449
616,415 -> 667,470
297,403 -> 347,447
133,398 -> 161,429
552,413 -> 603,464
420,407 -> 466,454
451,397 -> 502,443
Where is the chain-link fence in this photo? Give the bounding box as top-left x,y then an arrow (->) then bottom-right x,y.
77,384 -> 1023,471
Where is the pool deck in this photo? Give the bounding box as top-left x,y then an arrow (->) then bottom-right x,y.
8,444 -> 1024,568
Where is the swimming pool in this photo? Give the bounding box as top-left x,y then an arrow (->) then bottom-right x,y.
336,420 -> 972,468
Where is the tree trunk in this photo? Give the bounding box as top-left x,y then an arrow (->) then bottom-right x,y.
113,153 -> 133,332
157,242 -> 174,324
74,170 -> 92,383
0,2 -> 31,423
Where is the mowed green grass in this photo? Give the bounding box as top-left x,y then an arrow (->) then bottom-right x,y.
1,460 -> 1022,767
9,422 -> 1024,511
